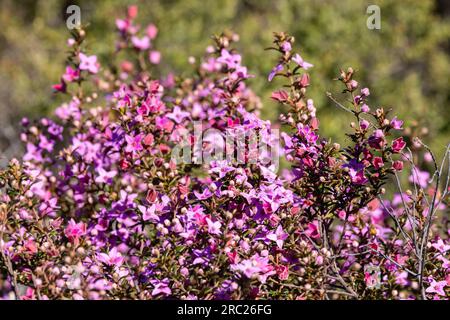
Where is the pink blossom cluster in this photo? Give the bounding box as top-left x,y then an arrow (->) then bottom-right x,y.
0,6 -> 448,300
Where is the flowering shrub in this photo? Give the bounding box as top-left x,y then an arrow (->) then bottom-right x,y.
0,6 -> 448,300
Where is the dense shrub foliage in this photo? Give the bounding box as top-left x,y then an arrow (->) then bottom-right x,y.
0,6 -> 449,300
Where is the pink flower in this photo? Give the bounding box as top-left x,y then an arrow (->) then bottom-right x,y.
166,106 -> 190,124
426,279 -> 447,297
210,160 -> 235,178
361,87 -> 370,96
194,188 -> 213,200
127,5 -> 138,19
271,90 -> 289,102
390,117 -> 403,130
116,19 -> 130,32
276,265 -> 289,280
125,134 -> 143,153
62,66 -> 80,82
151,279 -> 171,297
409,169 -> 430,189
359,119 -> 370,130
206,218 -> 222,235
24,239 -> 38,255
97,247 -> 124,267
64,219 -> 87,244
361,103 -> 370,113
305,221 -> 320,239
146,24 -> 158,39
267,225 -> 288,249
79,53 -> 99,74
292,53 -> 313,70
20,287 -> 36,300
281,41 -> 292,52
431,239 -> 450,254
131,36 -> 150,50
138,204 -> 160,223
392,160 -> 403,171
373,157 -> 384,169
392,137 -> 406,153
52,81 -> 66,93
95,168 -> 117,184
149,51 -> 161,64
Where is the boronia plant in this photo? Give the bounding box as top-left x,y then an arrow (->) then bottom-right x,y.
0,5 -> 448,300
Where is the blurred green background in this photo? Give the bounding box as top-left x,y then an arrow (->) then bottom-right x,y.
0,0 -> 449,166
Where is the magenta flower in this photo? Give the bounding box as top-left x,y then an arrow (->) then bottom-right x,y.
62,66 -> 80,82
79,53 -> 99,74
392,160 -> 404,171
392,137 -> 406,153
64,219 -> 87,244
305,221 -> 320,239
373,157 -> 384,169
231,254 -> 275,283
266,225 -> 288,249
292,53 -> 313,70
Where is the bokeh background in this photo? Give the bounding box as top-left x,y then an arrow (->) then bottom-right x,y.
0,0 -> 449,166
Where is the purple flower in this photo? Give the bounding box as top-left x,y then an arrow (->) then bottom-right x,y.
266,225 -> 288,249
209,160 -> 235,178
343,159 -> 368,185
166,106 -> 190,124
151,279 -> 172,297
292,53 -> 313,70
194,188 -> 213,200
138,204 -> 159,222
95,168 -> 117,184
217,49 -> 242,69
268,64 -> 283,82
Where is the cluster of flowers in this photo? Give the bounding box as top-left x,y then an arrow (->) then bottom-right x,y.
0,6 -> 448,300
